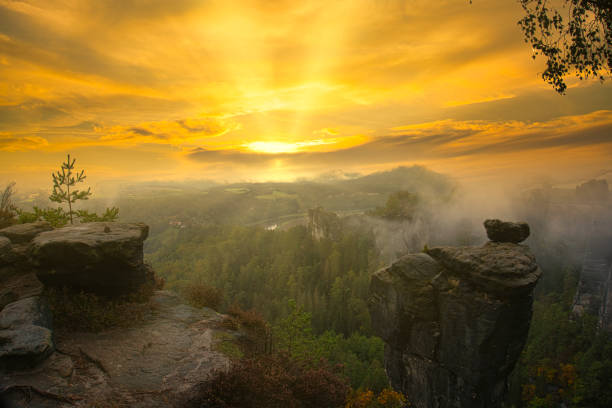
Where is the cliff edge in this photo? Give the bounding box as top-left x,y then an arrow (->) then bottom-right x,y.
0,222 -> 235,408
369,219 -> 541,408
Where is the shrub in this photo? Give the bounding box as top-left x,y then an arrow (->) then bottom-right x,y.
345,388 -> 407,408
183,281 -> 224,310
225,303 -> 271,355
184,353 -> 350,408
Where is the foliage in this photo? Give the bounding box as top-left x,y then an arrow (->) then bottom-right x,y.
518,0 -> 611,93
183,281 -> 224,310
345,388 -> 406,408
45,285 -> 154,333
367,191 -> 419,221
506,267 -> 612,407
225,303 -> 272,355
16,206 -> 70,227
185,353 -> 350,408
75,207 -> 120,223
49,154 -> 92,224
147,223 -> 379,336
0,181 -> 17,228
16,206 -> 119,227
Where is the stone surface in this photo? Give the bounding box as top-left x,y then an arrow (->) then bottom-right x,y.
0,297 -> 52,330
427,242 -> 542,296
370,233 -> 541,408
30,222 -> 150,296
0,236 -> 11,265
0,273 -> 44,311
0,296 -> 54,370
0,290 -> 233,407
0,222 -> 53,244
484,219 -> 530,243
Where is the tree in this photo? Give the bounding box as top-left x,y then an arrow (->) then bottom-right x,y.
49,154 -> 92,224
517,0 -> 611,93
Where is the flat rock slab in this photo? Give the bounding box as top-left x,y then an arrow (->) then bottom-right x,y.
31,223 -> 149,296
427,242 -> 542,296
0,291 -> 233,407
0,222 -> 53,244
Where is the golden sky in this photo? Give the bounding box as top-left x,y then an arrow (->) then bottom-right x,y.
1,0 -> 611,189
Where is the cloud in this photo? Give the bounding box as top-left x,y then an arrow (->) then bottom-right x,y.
0,133 -> 48,151
185,111 -> 612,168
99,117 -> 236,145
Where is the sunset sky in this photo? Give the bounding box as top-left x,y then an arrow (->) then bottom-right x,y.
1,0 -> 611,190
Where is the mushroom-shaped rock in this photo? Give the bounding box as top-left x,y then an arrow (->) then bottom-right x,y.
30,222 -> 149,297
369,221 -> 541,407
0,221 -> 53,244
484,219 -> 530,243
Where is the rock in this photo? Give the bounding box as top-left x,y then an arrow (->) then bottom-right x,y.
0,222 -> 53,244
0,237 -> 11,265
0,297 -> 52,330
30,222 -> 149,296
369,224 -> 541,408
484,219 -> 529,243
0,290 -> 232,407
0,297 -> 54,370
0,273 -> 44,311
427,242 -> 542,296
0,325 -> 54,370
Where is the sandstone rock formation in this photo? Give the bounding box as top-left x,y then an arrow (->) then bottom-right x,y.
370,219 -> 541,408
0,222 -> 237,407
30,222 -> 150,296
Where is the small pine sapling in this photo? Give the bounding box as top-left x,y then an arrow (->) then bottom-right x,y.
49,154 -> 92,224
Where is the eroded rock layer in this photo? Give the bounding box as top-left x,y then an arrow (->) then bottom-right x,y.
369,220 -> 541,408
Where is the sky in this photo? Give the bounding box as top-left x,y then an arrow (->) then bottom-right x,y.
1,0 -> 611,190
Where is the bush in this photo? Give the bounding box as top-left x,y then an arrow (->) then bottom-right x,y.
225,303 -> 271,355
184,353 -> 349,408
183,281 -> 224,310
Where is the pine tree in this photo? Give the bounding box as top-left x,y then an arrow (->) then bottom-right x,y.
49,154 -> 92,224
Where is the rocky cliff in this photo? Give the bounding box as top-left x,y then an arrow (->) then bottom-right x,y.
0,222 -> 235,407
369,219 -> 541,408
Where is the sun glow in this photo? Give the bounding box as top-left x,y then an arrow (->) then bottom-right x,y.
244,139 -> 337,154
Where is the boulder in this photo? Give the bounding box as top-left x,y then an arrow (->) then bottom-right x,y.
484,219 -> 530,243
0,273 -> 44,311
0,222 -> 53,244
0,297 -> 52,330
30,222 -> 149,296
370,222 -> 541,408
0,325 -> 54,370
0,297 -> 54,370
